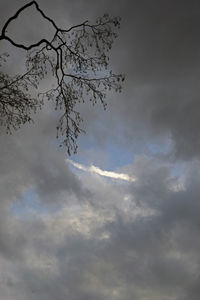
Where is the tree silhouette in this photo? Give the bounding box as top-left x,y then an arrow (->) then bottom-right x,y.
0,1 -> 124,154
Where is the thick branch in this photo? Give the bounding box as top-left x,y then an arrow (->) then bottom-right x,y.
0,36 -> 54,51
0,1 -> 89,51
1,1 -> 58,35
0,1 -> 123,154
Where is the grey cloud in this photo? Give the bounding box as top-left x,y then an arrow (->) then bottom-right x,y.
3,0 -> 200,160
1,1 -> 200,300
0,156 -> 199,300
0,104 -> 88,208
62,0 -> 200,160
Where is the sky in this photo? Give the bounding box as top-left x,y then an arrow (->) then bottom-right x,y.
1,0 -> 200,299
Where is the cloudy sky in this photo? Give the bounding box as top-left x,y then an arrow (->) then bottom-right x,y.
1,0 -> 200,299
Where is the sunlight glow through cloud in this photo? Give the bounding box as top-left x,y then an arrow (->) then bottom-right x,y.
67,159 -> 137,182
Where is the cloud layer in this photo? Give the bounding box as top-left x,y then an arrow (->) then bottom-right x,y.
67,159 -> 137,182
1,1 -> 200,299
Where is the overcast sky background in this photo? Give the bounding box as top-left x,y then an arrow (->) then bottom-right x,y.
1,0 -> 200,299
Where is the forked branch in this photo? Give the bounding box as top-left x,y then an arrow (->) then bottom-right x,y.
0,1 -> 124,154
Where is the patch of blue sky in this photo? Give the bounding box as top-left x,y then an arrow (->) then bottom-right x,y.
70,140 -> 134,171
147,141 -> 185,179
170,163 -> 185,177
103,142 -> 134,169
147,140 -> 171,155
12,189 -> 46,217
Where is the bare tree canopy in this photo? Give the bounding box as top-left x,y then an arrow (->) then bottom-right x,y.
0,1 -> 124,154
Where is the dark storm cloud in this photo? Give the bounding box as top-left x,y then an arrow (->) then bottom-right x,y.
62,0 -> 200,160
2,0 -> 200,159
116,0 -> 200,160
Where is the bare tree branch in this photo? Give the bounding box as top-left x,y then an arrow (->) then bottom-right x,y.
0,1 -> 124,154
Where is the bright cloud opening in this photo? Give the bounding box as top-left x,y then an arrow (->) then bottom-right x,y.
67,159 -> 137,182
